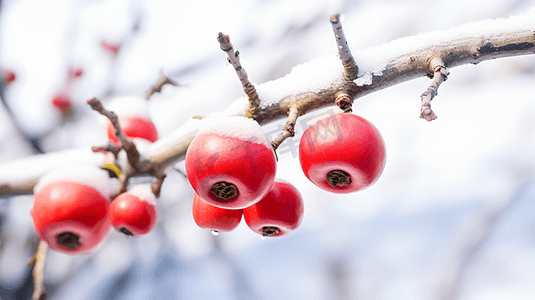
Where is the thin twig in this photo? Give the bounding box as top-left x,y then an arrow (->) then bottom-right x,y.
217,32 -> 260,118
91,144 -> 122,158
271,104 -> 300,151
87,98 -> 141,169
420,58 -> 449,122
32,239 -> 48,300
145,70 -> 179,100
330,14 -> 358,80
88,98 -> 167,198
151,173 -> 166,198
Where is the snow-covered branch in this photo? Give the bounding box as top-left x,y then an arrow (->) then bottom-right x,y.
1,10 -> 534,197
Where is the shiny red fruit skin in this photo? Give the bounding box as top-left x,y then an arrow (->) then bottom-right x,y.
107,116 -> 159,144
243,181 -> 304,237
109,192 -> 157,237
185,133 -> 276,209
31,181 -> 111,255
192,193 -> 242,232
299,113 -> 386,193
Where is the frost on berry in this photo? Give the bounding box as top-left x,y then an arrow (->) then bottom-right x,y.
34,165 -> 119,200
186,116 -> 276,209
197,116 -> 272,149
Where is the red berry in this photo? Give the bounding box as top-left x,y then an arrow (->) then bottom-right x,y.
52,94 -> 73,112
109,185 -> 158,237
3,70 -> 16,83
299,113 -> 386,193
185,117 -> 277,209
31,166 -> 117,254
243,181 -> 304,237
101,41 -> 120,55
192,193 -> 242,232
70,68 -> 83,78
107,116 -> 159,144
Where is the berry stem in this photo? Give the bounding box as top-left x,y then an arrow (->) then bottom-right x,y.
271,103 -> 300,153
420,57 -> 449,122
335,92 -> 354,113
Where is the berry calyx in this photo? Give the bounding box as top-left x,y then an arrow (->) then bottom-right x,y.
109,185 -> 158,237
56,232 -> 81,250
192,193 -> 242,232
185,117 -> 276,209
326,169 -> 351,188
31,166 -> 118,254
299,113 -> 386,193
243,180 -> 304,238
210,181 -> 239,200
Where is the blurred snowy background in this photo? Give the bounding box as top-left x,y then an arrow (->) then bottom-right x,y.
1,0 -> 535,299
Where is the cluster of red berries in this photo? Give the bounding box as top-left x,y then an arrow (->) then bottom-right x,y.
31,107 -> 160,254
186,117 -> 305,237
186,113 -> 385,238
31,102 -> 385,254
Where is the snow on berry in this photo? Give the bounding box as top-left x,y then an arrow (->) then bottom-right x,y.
197,116 -> 272,149
34,165 -> 120,201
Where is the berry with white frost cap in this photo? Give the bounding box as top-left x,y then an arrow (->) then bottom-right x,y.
31,165 -> 119,254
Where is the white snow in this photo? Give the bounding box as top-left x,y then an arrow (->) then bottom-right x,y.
33,165 -> 120,200
126,184 -> 157,207
105,95 -> 150,119
351,7 -> 535,86
256,56 -> 345,107
1,1 -> 535,299
196,116 -> 272,149
0,148 -> 108,191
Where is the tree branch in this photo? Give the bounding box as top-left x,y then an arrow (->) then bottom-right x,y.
31,239 -> 48,300
217,32 -> 260,118
145,70 -> 178,100
330,14 -> 358,80
1,12 -> 534,196
271,103 -> 300,152
420,58 -> 449,121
